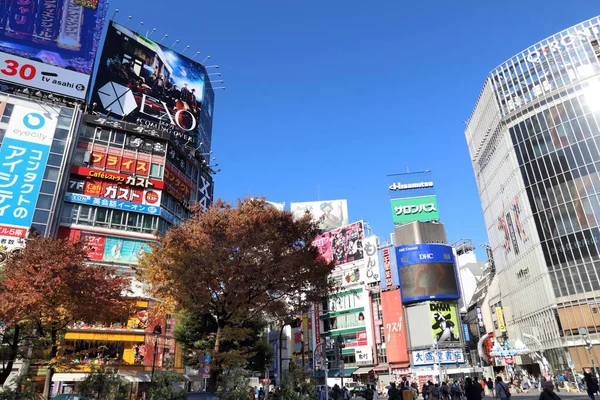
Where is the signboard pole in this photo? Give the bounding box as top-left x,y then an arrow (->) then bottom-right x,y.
313,343 -> 329,400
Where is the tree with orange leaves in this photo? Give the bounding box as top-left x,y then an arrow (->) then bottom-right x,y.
0,237 -> 132,398
138,198 -> 333,388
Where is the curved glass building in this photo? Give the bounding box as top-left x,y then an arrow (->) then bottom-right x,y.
466,15 -> 600,372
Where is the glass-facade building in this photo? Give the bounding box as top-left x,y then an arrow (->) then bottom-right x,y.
466,15 -> 600,372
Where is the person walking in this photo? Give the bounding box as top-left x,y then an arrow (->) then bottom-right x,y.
365,384 -> 375,400
389,382 -> 402,400
465,378 -> 482,400
486,378 -> 495,397
494,377 -> 510,400
539,381 -> 561,400
451,380 -> 462,400
423,382 -> 431,400
584,370 -> 599,400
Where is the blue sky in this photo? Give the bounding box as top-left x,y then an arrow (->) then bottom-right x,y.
111,0 -> 599,259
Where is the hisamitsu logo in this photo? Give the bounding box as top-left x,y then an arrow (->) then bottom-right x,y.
23,113 -> 45,130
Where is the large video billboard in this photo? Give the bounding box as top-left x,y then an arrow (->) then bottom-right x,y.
91,21 -> 215,153
312,221 -> 363,266
396,244 -> 459,302
291,200 -> 349,231
0,0 -> 108,99
390,195 -> 439,225
0,103 -> 58,232
381,289 -> 409,364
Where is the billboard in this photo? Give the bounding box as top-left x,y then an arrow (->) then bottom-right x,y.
495,307 -> 507,333
381,289 -> 409,364
91,21 -> 214,152
396,244 -> 460,302
0,103 -> 58,232
0,0 -> 109,99
312,221 -> 363,266
390,195 -> 439,224
58,227 -> 152,265
388,171 -> 435,199
411,348 -> 465,366
430,302 -> 460,344
68,176 -> 162,206
363,236 -> 380,284
291,200 -> 348,231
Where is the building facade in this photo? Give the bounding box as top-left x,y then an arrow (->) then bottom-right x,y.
466,15 -> 600,372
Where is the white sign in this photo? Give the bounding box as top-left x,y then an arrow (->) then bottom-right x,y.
411,348 -> 465,366
0,51 -> 89,100
290,199 -> 348,231
363,236 -> 380,284
355,346 -> 373,366
389,181 -> 434,191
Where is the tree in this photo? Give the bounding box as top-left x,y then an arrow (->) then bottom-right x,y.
77,368 -> 126,400
217,368 -> 253,400
148,371 -> 187,400
0,237 -> 132,398
278,363 -> 314,400
138,198 -> 333,389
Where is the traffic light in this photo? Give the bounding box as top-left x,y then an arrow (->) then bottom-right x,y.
335,335 -> 345,365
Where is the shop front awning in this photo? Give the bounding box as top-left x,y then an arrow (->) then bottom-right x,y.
184,374 -> 205,382
373,364 -> 390,372
119,371 -> 152,382
314,368 -> 358,378
52,373 -> 88,382
352,367 -> 373,375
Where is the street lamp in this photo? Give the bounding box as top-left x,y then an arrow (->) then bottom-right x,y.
151,324 -> 162,378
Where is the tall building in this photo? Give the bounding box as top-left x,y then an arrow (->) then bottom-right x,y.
466,15 -> 600,372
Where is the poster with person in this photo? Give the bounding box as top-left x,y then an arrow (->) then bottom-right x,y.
430,302 -> 460,344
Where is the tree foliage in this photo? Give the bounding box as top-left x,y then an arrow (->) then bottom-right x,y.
148,371 -> 187,400
77,368 -> 126,400
138,198 -> 333,385
0,237 -> 133,386
217,368 -> 253,400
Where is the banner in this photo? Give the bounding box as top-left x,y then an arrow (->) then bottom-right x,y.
411,348 -> 465,366
390,195 -> 439,224
363,236 -> 380,284
495,307 -> 507,333
71,166 -> 163,189
65,193 -> 160,216
291,200 -> 348,231
0,104 -> 58,230
382,247 -> 394,288
381,289 -> 409,364
396,244 -> 460,302
312,221 -> 364,266
0,0 -> 108,99
91,21 -> 214,152
355,346 -> 373,366
68,177 -> 162,206
430,302 -> 460,344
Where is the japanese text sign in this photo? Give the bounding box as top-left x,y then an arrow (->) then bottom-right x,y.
381,289 -> 409,364
0,104 -> 58,230
411,348 -> 464,366
382,247 -> 394,288
363,236 -> 380,284
65,192 -> 161,216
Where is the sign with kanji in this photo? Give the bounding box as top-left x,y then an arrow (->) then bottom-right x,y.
411,348 -> 465,366
355,346 -> 373,366
68,177 -> 161,206
71,166 -> 164,189
65,193 -> 161,215
0,104 -> 59,231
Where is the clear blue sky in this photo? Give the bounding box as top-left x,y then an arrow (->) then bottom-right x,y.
110,0 -> 599,259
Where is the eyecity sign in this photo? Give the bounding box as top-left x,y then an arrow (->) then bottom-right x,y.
390,196 -> 439,224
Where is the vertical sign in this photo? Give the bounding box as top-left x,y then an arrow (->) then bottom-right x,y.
363,236 -> 380,283
476,306 -> 486,333
0,104 -> 58,231
495,306 -> 507,333
313,302 -> 321,346
381,289 -> 409,363
382,247 -> 393,288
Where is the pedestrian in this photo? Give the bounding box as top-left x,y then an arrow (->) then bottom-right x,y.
451,380 -> 462,400
365,384 -> 375,400
539,381 -> 561,400
494,377 -> 510,400
373,385 -> 380,400
584,370 -> 599,400
258,387 -> 265,400
486,378 -> 494,396
441,382 -> 451,400
389,382 -> 402,400
423,381 -> 431,400
465,377 -> 483,400
431,383 -> 441,400
332,384 -> 342,400
342,386 -> 351,400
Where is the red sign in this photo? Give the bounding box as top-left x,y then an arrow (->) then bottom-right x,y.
58,228 -> 106,261
71,166 -> 164,189
314,303 -> 321,346
382,247 -> 393,287
381,289 -> 410,363
163,166 -> 191,200
90,151 -> 150,176
356,331 -> 368,346
0,225 -> 27,239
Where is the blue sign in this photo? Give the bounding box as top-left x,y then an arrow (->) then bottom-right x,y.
204,353 -> 211,364
0,105 -> 58,230
388,171 -> 435,199
65,193 -> 161,216
161,208 -> 183,225
462,324 -> 471,342
395,243 -> 455,267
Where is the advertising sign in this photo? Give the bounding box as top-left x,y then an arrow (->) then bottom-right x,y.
58,228 -> 152,265
197,172 -> 213,213
382,247 -> 393,288
411,348 -> 465,366
91,21 -> 214,150
396,244 -> 460,302
312,221 -> 364,266
381,289 -> 409,364
390,195 -> 439,224
0,104 -> 58,231
495,307 -> 507,333
476,306 -> 486,333
64,192 -> 161,215
68,176 -> 162,206
70,166 -> 163,189
88,150 -> 164,175
355,346 -> 373,366
313,303 -> 321,347
430,302 -> 460,344
0,0 -> 108,99
291,200 -> 349,231
388,171 -> 435,199
363,236 -> 380,284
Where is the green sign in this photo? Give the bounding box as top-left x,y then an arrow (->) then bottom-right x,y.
390,196 -> 439,224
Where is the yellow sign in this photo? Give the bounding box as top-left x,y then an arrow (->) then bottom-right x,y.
495,307 -> 506,333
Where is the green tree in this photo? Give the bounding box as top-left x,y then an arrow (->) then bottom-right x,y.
77,368 -> 127,400
217,368 -> 253,400
138,198 -> 333,389
278,363 -> 315,400
148,371 -> 187,400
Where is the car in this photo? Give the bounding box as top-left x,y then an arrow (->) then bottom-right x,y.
351,385 -> 368,398
53,394 -> 90,400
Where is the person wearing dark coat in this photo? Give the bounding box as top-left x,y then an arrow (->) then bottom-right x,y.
539,381 -> 561,400
465,377 -> 483,400
585,371 -> 599,400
